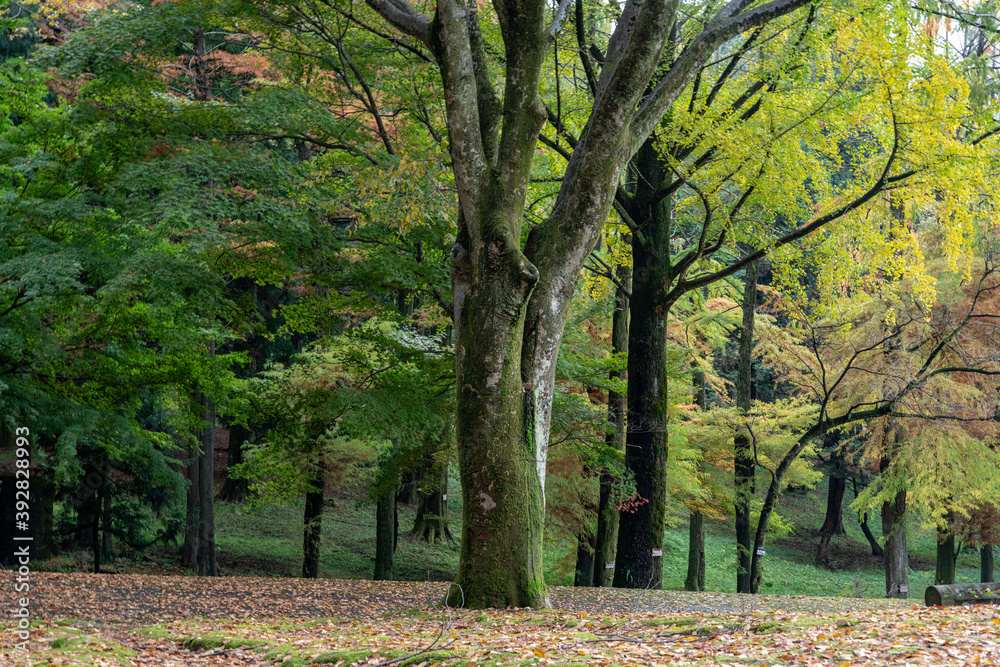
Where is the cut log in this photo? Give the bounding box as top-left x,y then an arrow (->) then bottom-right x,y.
925,582 -> 1000,606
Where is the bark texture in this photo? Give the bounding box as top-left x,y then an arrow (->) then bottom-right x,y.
412,464 -> 452,543
982,545 -> 995,584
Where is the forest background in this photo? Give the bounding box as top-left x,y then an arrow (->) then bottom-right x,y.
5,0 -> 1000,611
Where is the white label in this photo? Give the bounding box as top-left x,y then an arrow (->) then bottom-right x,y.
899,584 -> 909,593
605,562 -> 615,569
652,548 -> 663,557
756,548 -> 766,556
442,494 -> 447,501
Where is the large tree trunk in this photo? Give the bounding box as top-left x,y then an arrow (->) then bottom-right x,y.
197,393 -> 217,576
593,264 -> 629,587
817,472 -> 847,564
735,261 -> 759,593
367,0 -> 816,609
574,533 -> 597,587
614,142 -> 671,591
374,489 -> 395,581
981,545 -> 994,583
302,450 -> 325,578
218,424 -> 251,502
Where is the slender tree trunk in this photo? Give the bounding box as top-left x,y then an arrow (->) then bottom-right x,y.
817,473 -> 847,564
685,368 -> 708,592
374,490 -> 395,581
183,434 -> 200,569
35,472 -> 54,561
412,464 -> 452,543
883,489 -> 909,598
859,511 -> 884,557
198,392 -> 217,576
574,533 -> 597,587
735,261 -> 759,593
935,513 -> 956,586
92,486 -> 102,574
614,142 -> 672,590
218,424 -> 251,502
594,264 -> 629,587
101,488 -> 114,563
302,449 -> 325,578
981,545 -> 994,583
685,512 -> 706,591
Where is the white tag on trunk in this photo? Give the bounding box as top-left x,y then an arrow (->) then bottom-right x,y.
605,562 -> 615,569
442,494 -> 447,501
756,548 -> 766,556
899,584 -> 909,593
652,548 -> 663,557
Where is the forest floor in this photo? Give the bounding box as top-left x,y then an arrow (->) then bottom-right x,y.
4,572 -> 1000,666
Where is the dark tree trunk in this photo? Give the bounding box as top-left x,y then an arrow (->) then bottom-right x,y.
614,142 -> 672,591
574,533 -> 597,587
981,545 -> 994,583
92,488 -> 101,574
412,464 -> 452,543
183,433 -> 200,569
685,512 -> 706,591
374,490 -> 395,581
101,488 -> 114,562
935,515 -> 957,586
218,424 -> 251,502
685,368 -> 707,592
34,473 -> 55,561
197,392 -> 217,576
817,473 -> 847,564
882,486 -> 909,598
593,264 -> 629,587
302,450 -> 325,578
735,261 -> 759,593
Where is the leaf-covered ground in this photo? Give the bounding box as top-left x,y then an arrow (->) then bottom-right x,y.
4,573 -> 1000,666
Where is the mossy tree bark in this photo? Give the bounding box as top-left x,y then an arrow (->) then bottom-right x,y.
982,545 -> 994,583
370,0 -> 817,608
593,264 -> 629,587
